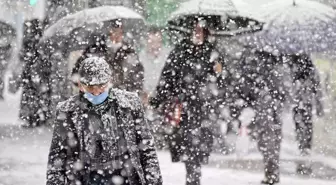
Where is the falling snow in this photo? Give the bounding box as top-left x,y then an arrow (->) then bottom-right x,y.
0,0 -> 336,185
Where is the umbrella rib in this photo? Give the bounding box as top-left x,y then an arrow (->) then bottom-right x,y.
214,26 -> 262,36
168,25 -> 192,34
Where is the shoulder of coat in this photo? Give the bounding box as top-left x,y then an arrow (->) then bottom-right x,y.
120,42 -> 135,53
56,94 -> 80,112
109,88 -> 142,110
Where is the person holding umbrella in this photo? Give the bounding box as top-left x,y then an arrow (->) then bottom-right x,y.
46,57 -> 162,185
236,48 -> 287,185
149,0 -> 263,184
234,0 -> 336,182
150,19 -> 221,185
72,19 -> 144,95
34,6 -> 145,123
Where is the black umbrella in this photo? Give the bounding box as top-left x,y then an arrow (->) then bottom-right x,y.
40,6 -> 145,52
167,0 -> 263,37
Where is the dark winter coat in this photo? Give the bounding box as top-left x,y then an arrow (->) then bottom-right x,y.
72,39 -> 144,94
235,49 -> 287,179
0,44 -> 12,79
18,21 -> 46,124
20,19 -> 43,87
215,51 -> 246,127
237,49 -> 287,108
0,44 -> 12,61
150,40 -> 218,164
46,88 -> 162,185
236,49 -> 288,134
289,54 -> 323,114
28,48 -> 71,124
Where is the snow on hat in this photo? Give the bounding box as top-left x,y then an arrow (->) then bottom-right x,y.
79,57 -> 112,86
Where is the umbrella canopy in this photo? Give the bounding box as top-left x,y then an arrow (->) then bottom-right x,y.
170,0 -> 237,18
231,0 -> 265,18
238,0 -> 336,54
167,0 -> 263,37
42,6 -> 145,41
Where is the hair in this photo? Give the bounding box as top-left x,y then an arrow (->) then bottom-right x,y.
191,21 -> 210,41
148,26 -> 162,35
107,19 -> 123,29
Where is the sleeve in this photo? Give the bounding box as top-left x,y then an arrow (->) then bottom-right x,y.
133,97 -> 163,185
125,53 -> 144,94
72,55 -> 85,77
312,67 -> 324,116
71,53 -> 87,87
46,111 -> 68,185
312,67 -> 322,96
149,50 -> 180,109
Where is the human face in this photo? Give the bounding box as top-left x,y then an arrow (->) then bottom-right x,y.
147,32 -> 163,54
192,24 -> 205,45
109,27 -> 123,44
79,82 -> 109,96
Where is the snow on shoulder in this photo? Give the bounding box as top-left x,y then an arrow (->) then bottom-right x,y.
55,89 -> 142,112
110,88 -> 142,111
56,94 -> 80,112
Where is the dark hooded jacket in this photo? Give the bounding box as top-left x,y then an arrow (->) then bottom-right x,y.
46,88 -> 162,185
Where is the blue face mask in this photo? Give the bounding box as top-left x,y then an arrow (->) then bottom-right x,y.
84,90 -> 109,105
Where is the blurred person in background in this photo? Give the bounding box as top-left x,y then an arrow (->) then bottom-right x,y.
288,54 -> 324,175
15,19 -> 45,128
139,26 -> 171,148
0,43 -> 12,100
139,26 -> 170,102
150,19 -> 220,185
237,48 -> 288,185
72,19 -> 144,95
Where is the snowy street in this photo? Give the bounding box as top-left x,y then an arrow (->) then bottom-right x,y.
0,91 -> 336,185
1,125 -> 336,185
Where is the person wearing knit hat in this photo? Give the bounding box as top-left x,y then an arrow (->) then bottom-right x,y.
46,57 -> 162,185
77,57 -> 112,105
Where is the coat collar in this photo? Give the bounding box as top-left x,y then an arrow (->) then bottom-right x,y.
57,88 -> 142,113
